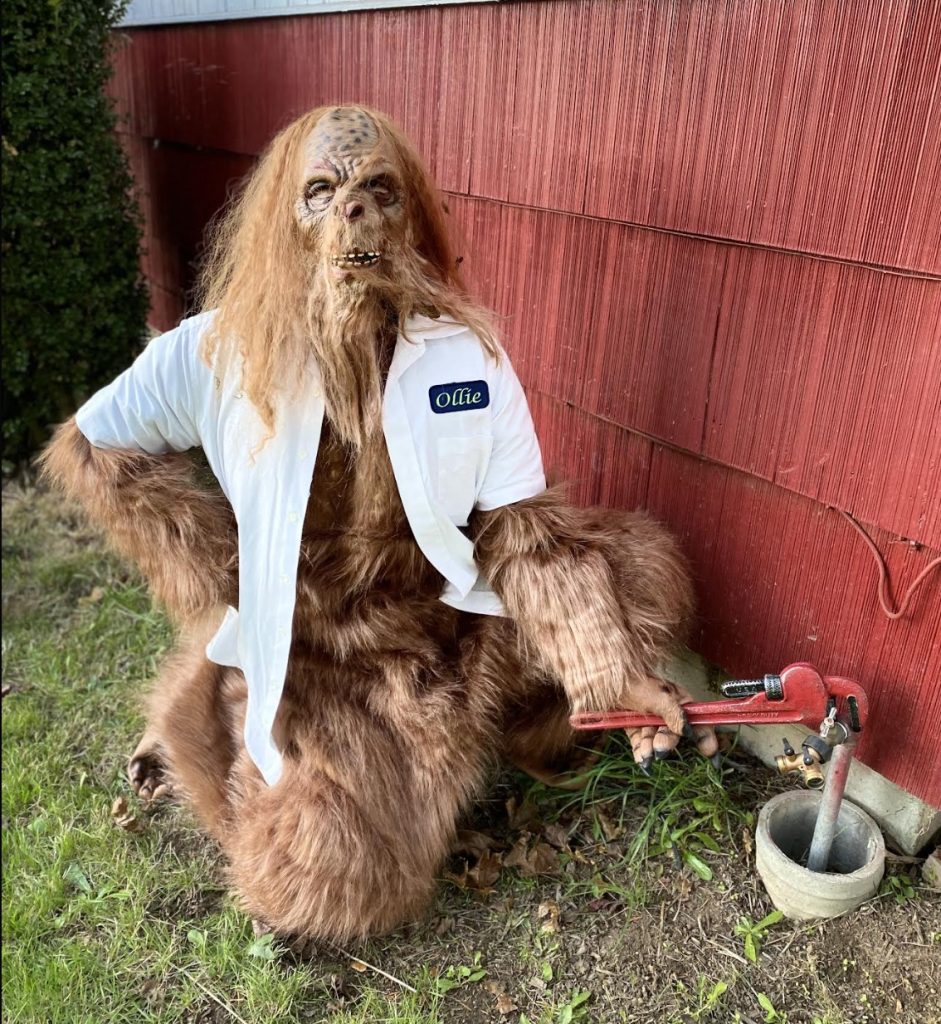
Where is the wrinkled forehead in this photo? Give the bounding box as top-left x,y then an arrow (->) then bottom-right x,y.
302,107 -> 383,176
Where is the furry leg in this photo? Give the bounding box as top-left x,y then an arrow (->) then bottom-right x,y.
502,679 -> 608,789
134,629 -> 244,839
38,418 -> 238,620
220,641 -> 504,942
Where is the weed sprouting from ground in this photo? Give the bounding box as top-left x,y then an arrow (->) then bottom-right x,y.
532,733 -> 758,882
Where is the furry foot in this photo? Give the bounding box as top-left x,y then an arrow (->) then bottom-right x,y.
514,733 -> 610,791
128,737 -> 173,803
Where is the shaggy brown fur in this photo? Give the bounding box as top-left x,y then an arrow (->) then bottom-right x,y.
40,104 -> 706,943
39,419 -> 238,619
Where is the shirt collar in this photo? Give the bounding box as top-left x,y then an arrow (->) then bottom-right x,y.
387,314 -> 466,384
402,313 -> 468,341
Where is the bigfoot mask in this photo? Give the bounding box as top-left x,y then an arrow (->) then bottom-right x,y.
199,104 -> 493,450
295,107 -> 407,283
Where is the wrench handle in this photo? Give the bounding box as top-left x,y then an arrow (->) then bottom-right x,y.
567,665 -> 867,734
569,698 -> 817,732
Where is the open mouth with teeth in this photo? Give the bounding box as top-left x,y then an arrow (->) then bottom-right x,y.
330,250 -> 382,269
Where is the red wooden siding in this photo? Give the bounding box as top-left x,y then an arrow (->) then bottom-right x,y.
107,1 -> 941,806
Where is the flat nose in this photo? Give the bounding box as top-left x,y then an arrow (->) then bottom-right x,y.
342,200 -> 365,222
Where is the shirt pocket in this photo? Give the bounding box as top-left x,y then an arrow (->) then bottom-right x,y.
435,435 -> 492,526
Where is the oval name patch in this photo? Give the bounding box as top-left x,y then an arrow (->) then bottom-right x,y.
429,380 -> 490,414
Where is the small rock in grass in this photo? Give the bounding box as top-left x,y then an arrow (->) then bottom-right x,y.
921,847 -> 941,890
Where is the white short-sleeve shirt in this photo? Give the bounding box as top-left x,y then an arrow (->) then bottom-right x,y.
76,312 -> 546,784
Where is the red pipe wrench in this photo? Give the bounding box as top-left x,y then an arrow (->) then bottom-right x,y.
568,662 -> 868,734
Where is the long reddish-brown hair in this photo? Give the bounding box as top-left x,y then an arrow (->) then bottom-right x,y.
196,104 -> 497,436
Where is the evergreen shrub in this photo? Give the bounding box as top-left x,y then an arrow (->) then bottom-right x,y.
2,0 -> 148,470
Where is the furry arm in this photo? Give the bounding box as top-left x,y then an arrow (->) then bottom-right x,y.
471,489 -> 693,734
40,418 -> 238,619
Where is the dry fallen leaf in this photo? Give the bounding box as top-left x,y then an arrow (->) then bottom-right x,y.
596,809 -> 622,841
505,795 -> 540,831
503,836 -> 531,870
447,845 -> 504,892
80,586 -> 106,604
537,899 -> 561,934
505,838 -> 561,877
111,796 -> 142,833
467,848 -> 503,890
349,959 -> 368,973
485,980 -> 518,1015
741,827 -> 754,858
1,684 -> 12,699
444,867 -> 469,889
542,822 -> 570,849
453,829 -> 498,858
528,842 -> 561,876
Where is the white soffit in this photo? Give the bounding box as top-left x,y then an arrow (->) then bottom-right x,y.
120,0 -> 495,28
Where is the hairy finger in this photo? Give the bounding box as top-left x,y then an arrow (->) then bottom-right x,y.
627,726 -> 657,773
692,725 -> 719,757
653,725 -> 680,758
653,691 -> 687,736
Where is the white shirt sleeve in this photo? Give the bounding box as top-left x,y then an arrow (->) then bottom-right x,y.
475,352 -> 546,511
74,323 -> 202,454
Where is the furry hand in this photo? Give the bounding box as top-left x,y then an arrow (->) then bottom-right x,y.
624,677 -> 718,773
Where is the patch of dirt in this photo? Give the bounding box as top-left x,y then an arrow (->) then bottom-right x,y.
321,756 -> 940,1024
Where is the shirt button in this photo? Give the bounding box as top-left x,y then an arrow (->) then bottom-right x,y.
298,449 -> 308,459
288,512 -> 299,523
279,574 -> 289,585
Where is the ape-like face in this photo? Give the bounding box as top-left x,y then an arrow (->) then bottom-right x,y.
295,107 -> 409,286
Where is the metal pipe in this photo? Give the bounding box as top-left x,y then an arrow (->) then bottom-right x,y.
806,739 -> 855,872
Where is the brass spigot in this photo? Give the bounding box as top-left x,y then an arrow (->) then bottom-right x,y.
775,736 -> 829,789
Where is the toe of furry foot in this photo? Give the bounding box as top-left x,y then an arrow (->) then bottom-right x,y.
127,750 -> 172,804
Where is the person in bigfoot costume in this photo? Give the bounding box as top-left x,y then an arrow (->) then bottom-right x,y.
41,105 -> 717,942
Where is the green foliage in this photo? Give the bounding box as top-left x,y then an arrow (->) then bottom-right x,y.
546,733 -> 750,883
554,988 -> 591,1024
756,991 -> 787,1022
733,910 -> 784,963
880,872 -> 916,905
2,0 -> 148,469
676,976 -> 730,1021
431,952 -> 487,994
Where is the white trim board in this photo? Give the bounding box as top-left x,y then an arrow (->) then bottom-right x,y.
120,0 -> 494,28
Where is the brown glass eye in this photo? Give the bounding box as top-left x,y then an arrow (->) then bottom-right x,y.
304,179 -> 333,202
365,177 -> 396,206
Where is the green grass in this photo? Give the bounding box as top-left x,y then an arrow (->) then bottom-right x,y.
556,735 -> 750,880
0,490 -> 504,1022
1,490 -> 371,1023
